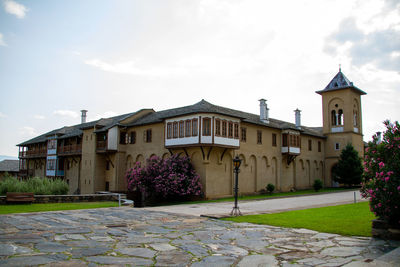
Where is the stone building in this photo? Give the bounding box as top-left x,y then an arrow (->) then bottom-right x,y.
17,69 -> 366,198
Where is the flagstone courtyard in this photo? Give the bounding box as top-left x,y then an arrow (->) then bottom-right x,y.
0,207 -> 399,266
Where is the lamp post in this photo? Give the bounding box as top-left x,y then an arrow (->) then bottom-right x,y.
231,155 -> 242,216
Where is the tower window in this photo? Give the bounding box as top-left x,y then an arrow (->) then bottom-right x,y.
308,139 -> 312,151
318,141 -> 321,152
338,109 -> 344,125
353,111 -> 358,126
331,110 -> 337,126
335,143 -> 340,150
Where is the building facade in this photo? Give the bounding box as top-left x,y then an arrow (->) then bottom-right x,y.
17,70 -> 366,198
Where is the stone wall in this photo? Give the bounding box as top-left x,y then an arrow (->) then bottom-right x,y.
0,193 -> 122,205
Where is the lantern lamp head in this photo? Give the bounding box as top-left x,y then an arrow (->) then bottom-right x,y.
233,156 -> 242,170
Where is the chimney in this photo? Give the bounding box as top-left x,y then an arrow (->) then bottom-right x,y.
259,99 -> 269,123
376,131 -> 382,144
294,108 -> 301,129
81,110 -> 88,124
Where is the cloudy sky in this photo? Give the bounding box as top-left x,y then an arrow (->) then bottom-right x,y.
0,0 -> 399,157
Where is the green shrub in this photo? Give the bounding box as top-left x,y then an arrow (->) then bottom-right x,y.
0,177 -> 21,195
0,176 -> 69,195
266,183 -> 275,194
313,179 -> 323,192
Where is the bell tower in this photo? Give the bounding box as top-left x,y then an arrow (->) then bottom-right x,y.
316,68 -> 366,186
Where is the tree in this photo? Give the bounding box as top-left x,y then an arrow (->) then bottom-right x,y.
332,143 -> 363,186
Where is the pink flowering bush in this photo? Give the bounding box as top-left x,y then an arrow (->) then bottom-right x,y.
126,154 -> 203,201
361,120 -> 400,226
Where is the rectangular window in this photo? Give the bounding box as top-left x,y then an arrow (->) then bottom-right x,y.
47,159 -> 55,170
308,139 -> 312,151
185,120 -> 191,137
234,123 -> 239,139
318,141 -> 321,152
272,133 -> 277,146
203,118 -> 211,136
173,122 -> 178,138
257,130 -> 262,144
192,119 -> 198,136
241,127 -> 246,142
167,123 -> 172,139
282,133 -> 288,147
179,121 -> 185,138
48,139 -> 56,149
215,119 -> 221,136
130,132 -> 136,144
146,129 -> 152,143
222,121 -> 227,137
106,160 -> 110,170
120,132 -> 127,144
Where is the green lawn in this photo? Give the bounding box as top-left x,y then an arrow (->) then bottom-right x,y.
0,202 -> 119,214
222,202 -> 375,237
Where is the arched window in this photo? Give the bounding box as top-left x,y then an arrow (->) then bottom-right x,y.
353,110 -> 358,126
331,110 -> 337,126
338,109 -> 344,125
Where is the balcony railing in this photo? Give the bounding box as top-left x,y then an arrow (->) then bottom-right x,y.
58,144 -> 82,155
19,149 -> 47,158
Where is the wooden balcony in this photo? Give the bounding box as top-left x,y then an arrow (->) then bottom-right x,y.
19,149 -> 47,158
58,144 -> 82,155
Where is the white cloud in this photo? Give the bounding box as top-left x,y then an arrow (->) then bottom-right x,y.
0,33 -> 6,46
53,110 -> 79,118
84,58 -> 188,77
19,126 -> 36,137
0,112 -> 6,118
33,114 -> 45,120
4,0 -> 28,19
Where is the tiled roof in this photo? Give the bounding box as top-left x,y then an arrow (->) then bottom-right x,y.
316,70 -> 366,95
124,100 -> 325,138
18,99 -> 326,147
0,160 -> 19,172
18,111 -> 140,146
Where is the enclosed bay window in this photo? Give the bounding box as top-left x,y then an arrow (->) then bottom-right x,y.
192,119 -> 198,136
228,122 -> 233,138
167,123 -> 172,139
215,119 -> 221,136
203,118 -> 211,136
173,122 -> 178,138
179,121 -> 184,138
185,120 -> 191,137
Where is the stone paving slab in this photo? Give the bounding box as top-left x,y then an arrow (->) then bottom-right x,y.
0,207 -> 399,266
